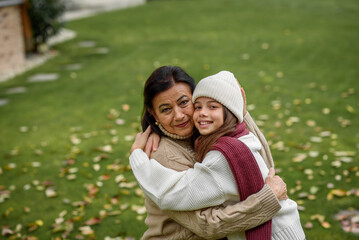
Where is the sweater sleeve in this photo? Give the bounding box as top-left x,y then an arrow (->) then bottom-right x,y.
130,149 -> 230,210
166,184 -> 281,239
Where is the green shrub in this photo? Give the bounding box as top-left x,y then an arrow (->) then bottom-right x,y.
27,0 -> 66,51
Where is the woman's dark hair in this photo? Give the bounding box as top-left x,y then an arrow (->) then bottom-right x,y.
195,106 -> 237,162
142,66 -> 196,136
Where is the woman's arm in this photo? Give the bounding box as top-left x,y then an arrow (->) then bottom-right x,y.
166,184 -> 281,239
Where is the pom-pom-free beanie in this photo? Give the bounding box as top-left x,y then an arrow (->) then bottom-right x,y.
192,71 -> 244,123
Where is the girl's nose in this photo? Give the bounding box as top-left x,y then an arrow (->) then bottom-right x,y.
199,109 -> 208,117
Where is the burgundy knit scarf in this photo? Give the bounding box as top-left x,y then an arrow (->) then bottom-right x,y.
211,121 -> 272,240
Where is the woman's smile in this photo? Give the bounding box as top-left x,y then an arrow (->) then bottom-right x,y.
175,120 -> 190,128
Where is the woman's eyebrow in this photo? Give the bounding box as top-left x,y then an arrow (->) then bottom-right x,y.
158,103 -> 170,109
177,95 -> 189,102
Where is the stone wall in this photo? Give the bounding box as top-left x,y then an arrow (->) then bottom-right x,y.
0,4 -> 25,76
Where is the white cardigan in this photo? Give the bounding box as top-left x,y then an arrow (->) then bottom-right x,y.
130,132 -> 305,240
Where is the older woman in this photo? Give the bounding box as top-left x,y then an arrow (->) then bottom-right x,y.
130,66 -> 287,239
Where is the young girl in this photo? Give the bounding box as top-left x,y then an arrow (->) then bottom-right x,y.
130,71 -> 305,240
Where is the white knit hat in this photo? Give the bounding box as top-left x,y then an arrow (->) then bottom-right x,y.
192,71 -> 244,123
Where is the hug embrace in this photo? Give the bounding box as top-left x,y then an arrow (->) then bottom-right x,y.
130,66 -> 305,240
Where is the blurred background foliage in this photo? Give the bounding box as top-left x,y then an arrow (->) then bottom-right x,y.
26,0 -> 66,51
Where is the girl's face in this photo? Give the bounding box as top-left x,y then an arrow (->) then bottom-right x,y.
193,97 -> 224,135
151,82 -> 194,137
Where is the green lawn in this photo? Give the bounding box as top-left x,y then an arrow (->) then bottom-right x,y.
0,0 -> 358,239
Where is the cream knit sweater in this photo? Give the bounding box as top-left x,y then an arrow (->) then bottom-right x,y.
133,131 -> 305,240
131,113 -> 281,240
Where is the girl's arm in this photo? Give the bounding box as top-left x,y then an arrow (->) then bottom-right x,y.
131,127 -> 232,210
130,149 -> 231,210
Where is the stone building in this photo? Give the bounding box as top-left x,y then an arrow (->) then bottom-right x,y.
0,0 -> 30,79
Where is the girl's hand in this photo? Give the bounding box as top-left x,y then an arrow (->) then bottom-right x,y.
144,132 -> 160,157
130,126 -> 152,153
265,168 -> 288,201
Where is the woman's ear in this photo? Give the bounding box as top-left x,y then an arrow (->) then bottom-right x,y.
148,109 -> 159,122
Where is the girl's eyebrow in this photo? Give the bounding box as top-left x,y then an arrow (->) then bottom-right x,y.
207,100 -> 220,104
194,100 -> 218,104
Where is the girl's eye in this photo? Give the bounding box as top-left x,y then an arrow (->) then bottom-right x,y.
209,105 -> 217,109
194,106 -> 201,110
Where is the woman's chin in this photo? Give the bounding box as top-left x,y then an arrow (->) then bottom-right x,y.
175,125 -> 194,137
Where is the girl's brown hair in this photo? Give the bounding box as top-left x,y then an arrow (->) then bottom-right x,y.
195,106 -> 238,162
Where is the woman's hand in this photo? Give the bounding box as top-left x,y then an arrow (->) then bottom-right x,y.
265,168 -> 288,201
130,126 -> 152,153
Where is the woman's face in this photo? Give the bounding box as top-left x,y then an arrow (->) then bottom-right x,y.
151,82 -> 194,137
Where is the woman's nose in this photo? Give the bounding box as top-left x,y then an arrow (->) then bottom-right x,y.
174,107 -> 185,120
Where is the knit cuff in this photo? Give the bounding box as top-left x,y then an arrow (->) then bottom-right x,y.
256,184 -> 281,216
129,149 -> 149,169
272,218 -> 306,240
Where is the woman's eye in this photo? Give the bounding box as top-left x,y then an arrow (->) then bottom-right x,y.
161,108 -> 170,113
180,100 -> 189,106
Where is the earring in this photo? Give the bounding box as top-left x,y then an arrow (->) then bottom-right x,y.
155,121 -> 159,125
